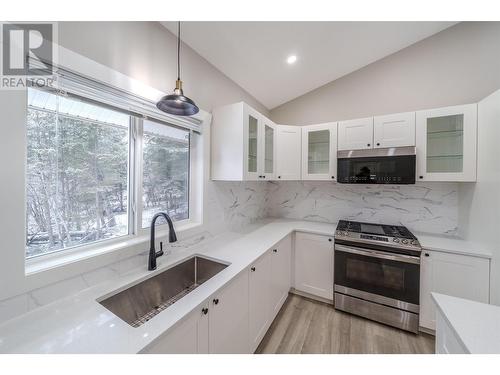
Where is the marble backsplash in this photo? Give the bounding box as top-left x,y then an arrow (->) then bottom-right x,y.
207,181 -> 270,232
266,181 -> 459,235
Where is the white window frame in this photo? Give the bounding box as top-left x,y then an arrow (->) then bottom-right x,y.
135,117 -> 201,236
25,104 -> 203,270
24,78 -> 204,273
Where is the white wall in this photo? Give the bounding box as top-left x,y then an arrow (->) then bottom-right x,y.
458,89 -> 500,305
270,22 -> 500,125
58,22 -> 269,116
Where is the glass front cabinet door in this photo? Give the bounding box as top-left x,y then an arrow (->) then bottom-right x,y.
261,119 -> 276,180
243,104 -> 276,180
301,122 -> 338,180
416,104 -> 477,182
244,105 -> 261,180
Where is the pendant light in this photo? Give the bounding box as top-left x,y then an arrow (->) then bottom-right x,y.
156,21 -> 199,116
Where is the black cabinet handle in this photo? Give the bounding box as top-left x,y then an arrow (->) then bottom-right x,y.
425,253 -> 430,257
278,176 -> 281,179
263,176 -> 266,178
213,298 -> 219,305
331,176 -> 335,179
202,307 -> 208,315
251,267 -> 256,272
328,238 -> 332,242
367,143 -> 371,147
376,143 -> 380,146
419,176 -> 423,179
273,249 -> 277,253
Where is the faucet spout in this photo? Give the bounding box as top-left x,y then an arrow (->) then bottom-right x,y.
148,212 -> 177,271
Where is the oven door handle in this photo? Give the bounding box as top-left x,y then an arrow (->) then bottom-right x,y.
334,244 -> 420,264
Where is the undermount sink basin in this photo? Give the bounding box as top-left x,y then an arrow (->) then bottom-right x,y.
98,255 -> 228,327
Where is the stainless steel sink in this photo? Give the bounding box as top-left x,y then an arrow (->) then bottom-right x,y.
98,255 -> 228,327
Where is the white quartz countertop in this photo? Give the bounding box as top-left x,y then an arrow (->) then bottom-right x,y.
0,217 -> 491,354
432,293 -> 500,353
414,232 -> 492,259
0,219 -> 334,353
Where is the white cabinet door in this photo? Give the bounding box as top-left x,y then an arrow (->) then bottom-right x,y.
243,104 -> 262,181
276,125 -> 302,180
142,302 -> 209,354
249,251 -> 272,352
294,232 -> 334,301
260,118 -> 276,180
337,117 -> 374,151
301,123 -> 337,181
420,250 -> 490,331
373,112 -> 415,148
435,312 -> 468,354
270,235 -> 292,317
416,104 -> 477,182
209,271 -> 250,353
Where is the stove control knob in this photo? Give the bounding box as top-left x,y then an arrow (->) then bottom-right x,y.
412,240 -> 419,246
402,239 -> 409,245
393,238 -> 400,243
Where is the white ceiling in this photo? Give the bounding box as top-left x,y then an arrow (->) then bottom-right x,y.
161,22 -> 456,110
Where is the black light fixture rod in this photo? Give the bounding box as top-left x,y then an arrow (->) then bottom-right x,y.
155,20 -> 199,116
177,21 -> 181,80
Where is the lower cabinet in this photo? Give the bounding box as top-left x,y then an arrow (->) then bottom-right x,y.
294,232 -> 334,300
435,311 -> 468,354
420,249 -> 490,331
141,233 -> 293,354
270,235 -> 292,316
141,302 -> 209,354
209,270 -> 250,353
249,235 -> 293,352
249,251 -> 272,352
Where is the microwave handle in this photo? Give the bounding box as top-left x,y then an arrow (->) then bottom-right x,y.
334,244 -> 420,265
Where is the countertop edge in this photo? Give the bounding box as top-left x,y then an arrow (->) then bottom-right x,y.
0,220 -> 335,354
431,293 -> 472,354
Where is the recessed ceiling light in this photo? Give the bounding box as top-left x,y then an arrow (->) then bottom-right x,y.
286,55 -> 297,64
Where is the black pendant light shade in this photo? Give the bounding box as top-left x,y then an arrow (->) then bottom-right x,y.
156,22 -> 199,116
156,80 -> 199,116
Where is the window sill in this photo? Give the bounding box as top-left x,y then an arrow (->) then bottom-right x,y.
25,220 -> 203,276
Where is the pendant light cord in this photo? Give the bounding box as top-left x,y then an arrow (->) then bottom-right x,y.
177,21 -> 181,80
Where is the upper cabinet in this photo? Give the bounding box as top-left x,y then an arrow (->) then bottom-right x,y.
337,117 -> 373,151
261,118 -> 277,180
212,101 -> 477,183
211,102 -> 276,181
416,104 -> 477,182
373,112 -> 416,148
276,125 -> 302,180
301,123 -> 338,180
339,113 -> 415,151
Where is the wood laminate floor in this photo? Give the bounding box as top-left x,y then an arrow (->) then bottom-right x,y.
256,294 -> 435,354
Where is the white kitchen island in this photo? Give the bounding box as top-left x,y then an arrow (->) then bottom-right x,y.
432,293 -> 500,353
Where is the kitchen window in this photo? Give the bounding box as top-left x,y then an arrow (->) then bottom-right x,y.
25,86 -> 198,259
141,120 -> 190,228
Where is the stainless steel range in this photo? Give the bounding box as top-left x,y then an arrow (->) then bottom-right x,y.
334,220 -> 421,333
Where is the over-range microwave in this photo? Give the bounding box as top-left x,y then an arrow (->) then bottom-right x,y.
337,146 -> 416,184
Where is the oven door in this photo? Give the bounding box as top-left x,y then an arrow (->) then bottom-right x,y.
334,243 -> 420,311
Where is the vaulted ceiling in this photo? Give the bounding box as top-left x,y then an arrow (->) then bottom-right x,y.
161,21 -> 456,109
